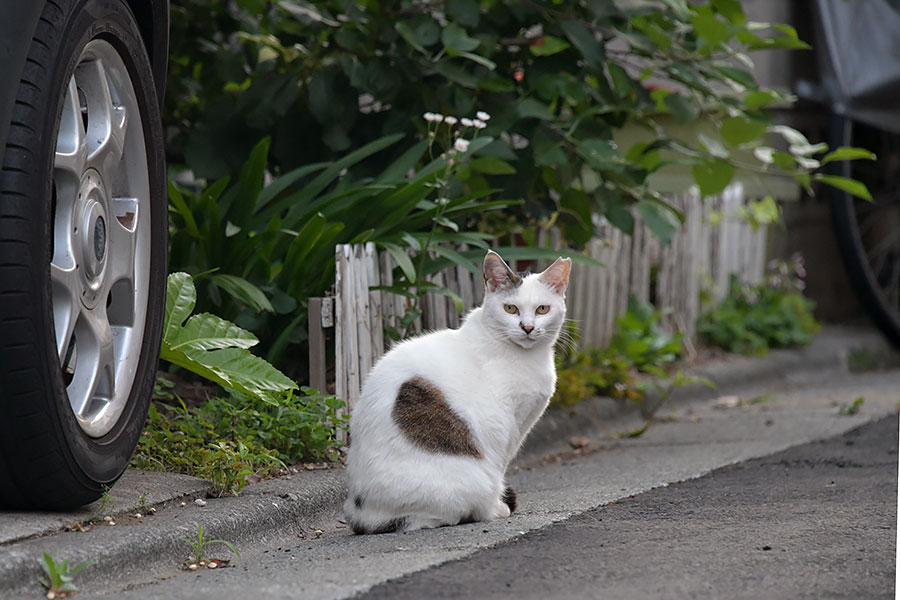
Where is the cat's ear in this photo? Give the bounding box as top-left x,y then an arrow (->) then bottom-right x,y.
539,257 -> 571,294
483,250 -> 522,293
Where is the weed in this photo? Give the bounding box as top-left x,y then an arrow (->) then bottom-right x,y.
838,397 -> 864,416
131,387 -> 346,496
180,523 -> 240,565
133,493 -> 152,516
38,553 -> 93,598
90,486 -> 114,523
697,256 -> 819,355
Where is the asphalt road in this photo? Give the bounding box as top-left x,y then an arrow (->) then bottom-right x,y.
360,416 -> 898,600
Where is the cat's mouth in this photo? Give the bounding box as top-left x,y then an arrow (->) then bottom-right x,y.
512,333 -> 540,348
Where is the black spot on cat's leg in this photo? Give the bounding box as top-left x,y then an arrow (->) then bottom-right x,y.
354,494 -> 364,510
392,377 -> 482,458
502,487 -> 517,513
349,516 -> 410,535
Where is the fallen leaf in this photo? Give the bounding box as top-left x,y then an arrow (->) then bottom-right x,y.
713,395 -> 741,409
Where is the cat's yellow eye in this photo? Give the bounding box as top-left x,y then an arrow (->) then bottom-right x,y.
536,305 -> 550,315
503,304 -> 518,314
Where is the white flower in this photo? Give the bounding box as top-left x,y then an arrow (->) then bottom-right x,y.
460,118 -> 474,127
423,112 -> 435,122
454,138 -> 470,152
473,119 -> 487,129
476,111 -> 491,121
444,116 -> 458,125
434,113 -> 445,123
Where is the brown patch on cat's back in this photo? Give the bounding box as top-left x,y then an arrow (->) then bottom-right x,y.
392,377 -> 482,459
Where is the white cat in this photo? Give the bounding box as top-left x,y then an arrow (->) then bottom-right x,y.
344,250 -> 571,533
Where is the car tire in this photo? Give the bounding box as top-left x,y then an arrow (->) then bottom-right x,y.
0,0 -> 166,509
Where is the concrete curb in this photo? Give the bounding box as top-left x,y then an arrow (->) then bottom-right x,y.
0,326 -> 896,597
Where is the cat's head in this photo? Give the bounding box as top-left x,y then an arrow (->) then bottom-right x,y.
480,250 -> 570,349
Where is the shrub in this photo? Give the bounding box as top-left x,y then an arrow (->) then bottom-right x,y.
697,254 -> 820,354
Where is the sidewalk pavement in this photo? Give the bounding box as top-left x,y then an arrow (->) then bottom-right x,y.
0,325 -> 897,597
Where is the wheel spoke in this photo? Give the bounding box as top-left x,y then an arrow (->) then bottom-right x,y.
80,58 -> 126,178
54,77 -> 88,180
67,305 -> 116,419
50,263 -> 80,362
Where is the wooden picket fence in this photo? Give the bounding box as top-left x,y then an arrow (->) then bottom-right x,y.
309,183 -> 766,413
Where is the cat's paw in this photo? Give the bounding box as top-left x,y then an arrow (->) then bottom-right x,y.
491,500 -> 511,520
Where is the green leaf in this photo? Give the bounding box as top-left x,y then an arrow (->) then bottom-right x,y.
168,181 -> 200,238
518,98 -> 554,120
457,50 -> 496,70
395,22 -> 429,55
692,158 -> 736,197
744,89 -> 782,110
533,129 -> 566,167
691,11 -> 730,48
168,313 -> 259,352
577,138 -> 620,170
160,273 -> 297,403
164,273 -> 197,342
530,36 -> 571,56
382,242 -> 417,283
446,0 -> 480,27
221,137 -> 269,228
470,156 -> 516,175
636,199 -> 680,245
435,60 -> 481,88
712,0 -> 746,24
663,92 -> 699,124
814,174 -> 873,201
820,147 -> 877,165
721,117 -> 768,147
209,274 -> 275,313
560,20 -> 605,64
442,22 -> 480,53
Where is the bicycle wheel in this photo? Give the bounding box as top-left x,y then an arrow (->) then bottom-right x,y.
829,116 -> 900,347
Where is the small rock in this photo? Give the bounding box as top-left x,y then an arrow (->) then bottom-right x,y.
568,436 -> 590,449
207,561 -> 218,569
194,498 -> 207,507
103,515 -> 113,522
149,507 -> 157,514
134,513 -> 142,519
108,520 -> 116,526
179,501 -> 187,507
46,591 -> 56,600
188,563 -> 198,571
713,395 -> 741,409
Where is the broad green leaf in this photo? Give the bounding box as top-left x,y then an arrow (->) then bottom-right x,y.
446,0 -> 480,27
698,133 -> 729,159
255,161 -> 329,210
744,89 -> 782,110
160,273 -> 297,404
821,147 -> 877,165
636,199 -> 680,245
577,138 -> 621,170
435,60 -> 481,88
530,36 -> 571,56
164,273 -> 197,342
691,11 -> 730,48
222,136 -> 269,228
664,92 -> 699,124
442,22 -> 480,53
814,174 -> 873,201
691,158 -> 736,197
209,274 -> 275,313
712,0 -> 746,24
470,156 -> 516,175
560,20 -> 605,64
721,117 -> 768,146
169,313 -> 259,352
740,195 -> 779,230
518,98 -> 554,120
168,181 -> 200,238
533,129 -> 566,167
382,242 -> 417,283
395,22 -> 429,55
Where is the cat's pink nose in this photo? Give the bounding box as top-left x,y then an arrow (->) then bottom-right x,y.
520,324 -> 534,334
